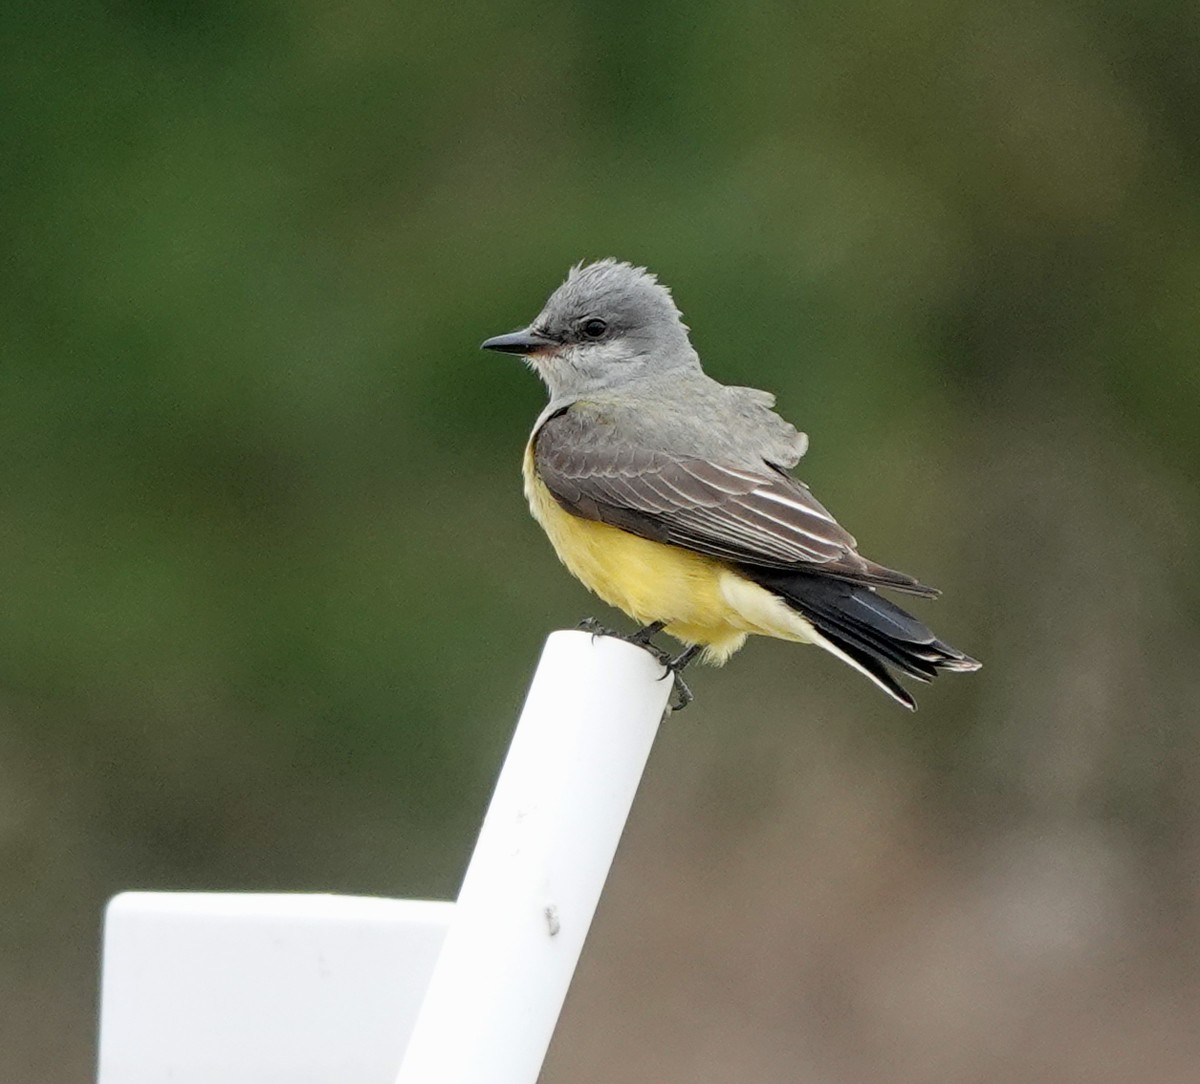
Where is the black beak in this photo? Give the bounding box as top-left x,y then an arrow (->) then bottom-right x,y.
480,327 -> 557,355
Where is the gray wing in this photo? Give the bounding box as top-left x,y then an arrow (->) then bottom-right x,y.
534,407 -> 937,595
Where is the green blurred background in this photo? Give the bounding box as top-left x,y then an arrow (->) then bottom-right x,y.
3,1 -> 1199,1080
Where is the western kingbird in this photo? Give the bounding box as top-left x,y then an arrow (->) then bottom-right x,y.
482,259 -> 979,709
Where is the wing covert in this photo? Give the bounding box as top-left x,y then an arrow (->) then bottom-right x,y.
534,408 -> 878,576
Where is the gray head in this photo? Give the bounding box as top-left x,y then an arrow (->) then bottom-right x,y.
481,259 -> 701,399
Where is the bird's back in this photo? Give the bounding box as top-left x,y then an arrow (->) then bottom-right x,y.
545,370 -> 809,474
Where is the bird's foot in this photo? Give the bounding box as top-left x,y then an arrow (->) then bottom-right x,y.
658,644 -> 703,713
578,617 -> 669,659
665,671 -> 694,712
577,616 -> 620,640
577,618 -> 696,708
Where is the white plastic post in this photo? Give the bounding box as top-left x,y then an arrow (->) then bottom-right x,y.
394,630 -> 672,1084
97,893 -> 453,1084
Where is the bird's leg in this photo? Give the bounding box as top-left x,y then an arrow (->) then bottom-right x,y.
627,620 -> 672,666
660,644 -> 703,712
629,620 -> 666,646
669,644 -> 703,671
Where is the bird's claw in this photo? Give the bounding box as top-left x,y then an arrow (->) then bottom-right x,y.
576,618 -> 696,711
664,670 -> 694,712
657,646 -> 701,712
577,616 -> 620,642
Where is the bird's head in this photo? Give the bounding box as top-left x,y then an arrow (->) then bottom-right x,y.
481,259 -> 699,398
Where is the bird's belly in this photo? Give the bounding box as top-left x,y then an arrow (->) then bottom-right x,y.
524,450 -> 805,661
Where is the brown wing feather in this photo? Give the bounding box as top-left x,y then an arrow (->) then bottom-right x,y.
534,408 -> 937,596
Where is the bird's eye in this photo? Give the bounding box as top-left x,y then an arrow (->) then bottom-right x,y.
581,318 -> 608,339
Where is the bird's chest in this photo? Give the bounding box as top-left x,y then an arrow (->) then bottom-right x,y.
522,443 -> 627,597
521,441 -> 725,625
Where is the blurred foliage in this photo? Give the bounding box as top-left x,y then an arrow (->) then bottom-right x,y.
2,0 -> 1199,1080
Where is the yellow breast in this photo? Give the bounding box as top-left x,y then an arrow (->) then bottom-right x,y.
522,442 -> 813,662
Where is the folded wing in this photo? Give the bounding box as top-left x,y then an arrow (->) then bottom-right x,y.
534,406 -> 937,596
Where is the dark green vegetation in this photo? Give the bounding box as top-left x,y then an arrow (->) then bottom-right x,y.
3,2 -> 1198,1080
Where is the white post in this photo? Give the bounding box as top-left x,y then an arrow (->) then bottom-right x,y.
97,894 -> 454,1084
394,630 -> 672,1084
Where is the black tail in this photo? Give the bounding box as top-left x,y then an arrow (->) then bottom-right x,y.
742,568 -> 980,710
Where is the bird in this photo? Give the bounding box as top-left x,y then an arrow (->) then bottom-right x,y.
481,259 -> 979,709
